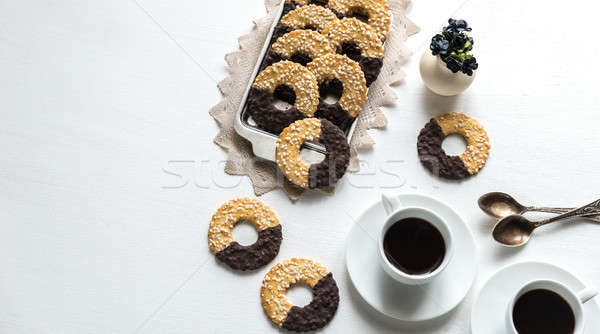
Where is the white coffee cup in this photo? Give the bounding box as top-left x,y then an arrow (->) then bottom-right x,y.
378,192 -> 454,285
506,280 -> 598,334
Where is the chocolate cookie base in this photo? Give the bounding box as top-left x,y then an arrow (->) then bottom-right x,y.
314,100 -> 354,131
417,120 -> 471,180
314,79 -> 354,131
247,87 -> 306,134
281,273 -> 339,332
308,119 -> 350,188
282,2 -> 297,15
341,43 -> 382,86
262,50 -> 313,70
215,225 -> 282,271
271,23 -> 295,45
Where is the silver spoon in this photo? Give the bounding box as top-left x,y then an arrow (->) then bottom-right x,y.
492,199 -> 600,247
478,192 -> 600,223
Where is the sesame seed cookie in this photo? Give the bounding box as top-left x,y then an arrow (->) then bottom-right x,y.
208,198 -> 282,271
272,5 -> 340,42
322,18 -> 384,86
261,258 -> 339,332
248,61 -> 320,134
276,118 -> 350,189
264,30 -> 334,67
327,0 -> 392,42
307,54 -> 367,130
417,112 -> 491,180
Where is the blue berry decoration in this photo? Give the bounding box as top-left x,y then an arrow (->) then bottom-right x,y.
430,19 -> 478,76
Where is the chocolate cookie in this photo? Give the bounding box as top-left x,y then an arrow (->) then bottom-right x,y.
248,61 -> 320,134
327,0 -> 392,42
264,30 -> 334,67
322,18 -> 384,86
276,118 -> 350,189
261,258 -> 339,332
272,5 -> 339,43
307,54 -> 367,130
417,112 -> 491,180
208,198 -> 282,271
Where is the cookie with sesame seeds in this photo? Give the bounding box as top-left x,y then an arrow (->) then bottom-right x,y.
276,118 -> 350,189
327,0 -> 391,42
272,5 -> 339,43
248,61 -> 320,134
261,258 -> 339,332
263,30 -> 334,68
417,112 -> 491,180
307,54 -> 367,130
321,18 -> 384,86
208,198 -> 282,271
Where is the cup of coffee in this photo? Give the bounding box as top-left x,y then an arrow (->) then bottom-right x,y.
506,280 -> 598,334
377,193 -> 454,285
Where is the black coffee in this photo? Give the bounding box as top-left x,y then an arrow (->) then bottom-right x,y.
512,289 -> 575,334
382,217 -> 446,275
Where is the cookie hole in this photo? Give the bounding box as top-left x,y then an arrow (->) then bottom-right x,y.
232,220 -> 258,246
341,42 -> 362,62
304,25 -> 317,31
309,0 -> 329,5
300,148 -> 325,164
348,7 -> 370,23
442,134 -> 468,156
290,52 -> 312,67
273,85 -> 296,111
319,78 -> 344,105
286,283 -> 313,307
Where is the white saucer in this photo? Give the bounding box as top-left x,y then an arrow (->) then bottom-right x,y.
471,261 -> 600,333
346,193 -> 477,323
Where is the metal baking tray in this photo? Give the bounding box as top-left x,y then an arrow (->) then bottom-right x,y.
234,0 -> 384,162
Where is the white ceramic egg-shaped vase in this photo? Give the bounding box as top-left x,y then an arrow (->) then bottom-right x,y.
419,50 -> 476,96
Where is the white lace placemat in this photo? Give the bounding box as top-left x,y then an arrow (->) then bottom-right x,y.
209,0 -> 419,199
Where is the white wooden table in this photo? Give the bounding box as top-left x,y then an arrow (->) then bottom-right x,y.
2,0 -> 600,333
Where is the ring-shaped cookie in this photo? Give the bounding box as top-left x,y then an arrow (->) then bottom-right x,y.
264,30 -> 334,67
307,54 -> 367,129
322,18 -> 384,86
208,198 -> 282,271
327,0 -> 391,42
261,258 -> 339,332
417,112 -> 491,180
249,61 -> 320,134
276,118 -> 350,189
273,5 -> 339,42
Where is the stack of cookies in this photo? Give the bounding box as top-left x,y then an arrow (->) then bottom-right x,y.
246,0 -> 392,190
247,0 -> 391,134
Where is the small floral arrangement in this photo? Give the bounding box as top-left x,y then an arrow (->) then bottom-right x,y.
430,19 -> 478,76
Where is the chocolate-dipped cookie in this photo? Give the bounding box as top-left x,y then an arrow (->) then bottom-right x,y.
208,198 -> 282,271
264,30 -> 334,67
322,18 -> 384,86
307,54 -> 367,130
248,61 -> 320,134
276,118 -> 350,189
417,112 -> 491,180
327,0 -> 392,42
272,5 -> 339,43
261,258 -> 339,332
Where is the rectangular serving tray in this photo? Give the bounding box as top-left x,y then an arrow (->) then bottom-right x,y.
234,0 -> 384,162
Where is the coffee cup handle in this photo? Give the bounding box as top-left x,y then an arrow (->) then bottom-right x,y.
381,192 -> 403,215
578,287 -> 598,304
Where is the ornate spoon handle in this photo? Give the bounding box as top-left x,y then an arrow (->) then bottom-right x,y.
527,206 -> 600,222
534,199 -> 600,228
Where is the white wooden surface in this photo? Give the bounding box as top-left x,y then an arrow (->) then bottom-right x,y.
2,0 -> 600,333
